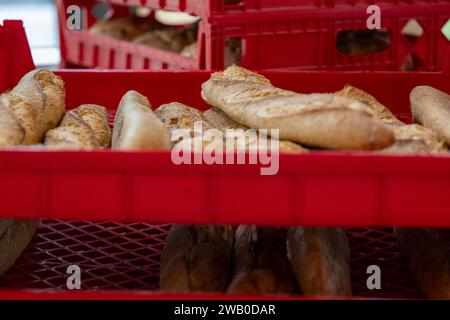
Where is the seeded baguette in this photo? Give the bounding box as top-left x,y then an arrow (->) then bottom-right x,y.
395,228 -> 450,299
201,66 -> 394,150
287,228 -> 352,296
410,86 -> 450,145
112,91 -> 171,150
227,226 -> 297,295
160,225 -> 234,292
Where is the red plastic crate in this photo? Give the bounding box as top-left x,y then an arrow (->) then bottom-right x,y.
0,64 -> 450,226
0,220 -> 424,299
56,0 -> 450,70
0,20 -> 35,93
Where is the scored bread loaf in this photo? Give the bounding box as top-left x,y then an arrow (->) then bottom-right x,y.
287,228 -> 352,296
336,84 -> 405,126
336,84 -> 447,154
410,86 -> 450,146
204,107 -> 307,153
0,219 -> 38,277
395,228 -> 450,299
382,124 -> 447,154
112,91 -> 171,150
227,226 -> 297,295
45,104 -> 111,149
160,225 -> 234,292
0,103 -> 25,146
0,69 -> 65,145
201,66 -> 394,150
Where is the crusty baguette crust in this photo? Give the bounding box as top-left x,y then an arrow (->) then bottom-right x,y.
160,225 -> 234,292
0,219 -> 38,277
112,91 -> 171,150
287,228 -> 352,296
204,107 -> 307,153
156,102 -> 212,134
227,226 -> 297,295
395,228 -> 450,299
382,124 -> 447,154
336,84 -> 404,126
12,69 -> 65,138
201,66 -> 394,150
63,104 -> 111,147
410,86 -> 450,145
45,104 -> 110,149
0,103 -> 25,146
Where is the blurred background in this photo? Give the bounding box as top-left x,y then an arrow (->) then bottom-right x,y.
0,0 -> 60,66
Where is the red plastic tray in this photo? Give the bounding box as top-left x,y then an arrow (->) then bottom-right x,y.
56,0 -> 450,70
0,220 -> 423,299
1,65 -> 450,227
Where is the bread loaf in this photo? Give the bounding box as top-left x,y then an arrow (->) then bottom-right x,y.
336,84 -> 404,126
160,225 -> 234,292
0,219 -> 38,277
112,91 -> 171,150
45,104 -> 110,149
89,16 -> 157,41
410,86 -> 450,145
0,69 -> 65,145
287,228 -> 352,296
395,228 -> 450,299
382,124 -> 447,154
204,107 -> 307,153
227,226 -> 297,295
201,66 -> 394,150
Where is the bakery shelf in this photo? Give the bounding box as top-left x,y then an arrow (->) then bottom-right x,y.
56,0 -> 450,70
0,220 -> 423,299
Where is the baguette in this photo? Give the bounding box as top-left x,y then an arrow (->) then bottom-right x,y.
10,69 -> 65,138
0,103 -> 25,146
112,91 -> 171,150
160,225 -> 234,292
336,84 -> 404,126
201,66 -> 394,150
45,104 -> 110,149
227,226 -> 297,295
410,86 -> 450,145
204,107 -> 307,153
287,228 -> 352,296
395,228 -> 450,299
0,69 -> 65,145
382,124 -> 447,154
0,219 -> 38,277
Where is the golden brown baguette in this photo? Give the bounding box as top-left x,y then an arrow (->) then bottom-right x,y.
0,219 -> 38,277
160,225 -> 234,292
336,84 -> 404,126
287,228 -> 352,296
410,86 -> 450,145
204,107 -> 307,153
63,104 -> 111,147
112,91 -> 171,150
156,102 -> 212,136
45,104 -> 110,149
382,124 -> 447,154
10,69 -> 65,138
395,228 -> 450,299
89,16 -> 157,41
201,66 -> 394,150
0,69 -> 65,145
227,226 -> 297,295
0,103 -> 25,146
